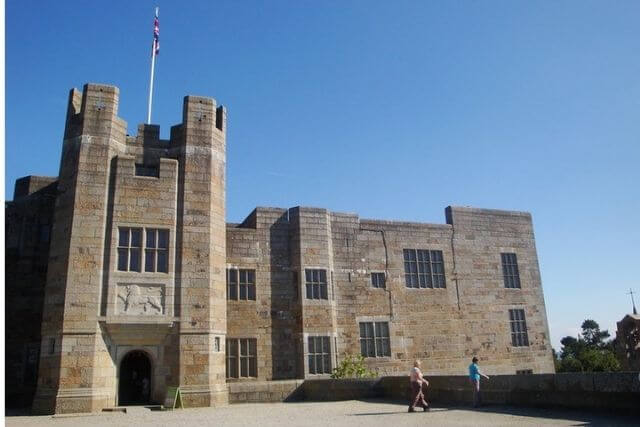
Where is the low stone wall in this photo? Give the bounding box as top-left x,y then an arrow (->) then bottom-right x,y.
228,380 -> 305,403
302,373 -> 640,411
301,378 -> 381,401
227,373 -> 640,411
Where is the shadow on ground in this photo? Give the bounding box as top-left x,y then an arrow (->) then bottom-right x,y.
347,398 -> 638,426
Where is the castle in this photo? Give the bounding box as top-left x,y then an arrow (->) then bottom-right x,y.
5,84 -> 555,413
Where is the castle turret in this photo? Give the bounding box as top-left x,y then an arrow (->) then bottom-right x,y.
172,95 -> 228,406
33,84 -> 127,414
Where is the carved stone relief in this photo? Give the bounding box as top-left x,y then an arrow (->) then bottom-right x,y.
117,284 -> 164,315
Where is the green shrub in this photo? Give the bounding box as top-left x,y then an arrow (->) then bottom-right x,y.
330,354 -> 377,379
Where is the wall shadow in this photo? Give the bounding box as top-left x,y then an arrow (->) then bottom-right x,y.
269,211 -> 297,380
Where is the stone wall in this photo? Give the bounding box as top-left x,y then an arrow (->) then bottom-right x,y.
225,204 -> 554,385
228,380 -> 304,403
447,207 -> 554,374
5,179 -> 57,407
12,176 -> 58,200
301,373 -> 640,411
226,208 -> 299,381
334,216 -> 458,375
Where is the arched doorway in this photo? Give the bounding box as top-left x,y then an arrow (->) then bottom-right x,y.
118,350 -> 152,405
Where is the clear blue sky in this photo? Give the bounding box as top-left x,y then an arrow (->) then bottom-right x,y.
5,1 -> 640,351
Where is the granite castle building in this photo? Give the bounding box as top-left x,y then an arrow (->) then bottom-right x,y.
5,83 -> 555,413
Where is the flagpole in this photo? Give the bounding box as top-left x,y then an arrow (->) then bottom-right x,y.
147,7 -> 159,124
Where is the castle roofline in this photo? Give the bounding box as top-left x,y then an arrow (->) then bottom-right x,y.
231,204 -> 535,230
12,175 -> 58,201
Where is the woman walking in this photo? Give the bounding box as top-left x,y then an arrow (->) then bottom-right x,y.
469,357 -> 490,408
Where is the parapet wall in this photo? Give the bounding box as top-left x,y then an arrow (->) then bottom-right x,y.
300,373 -> 640,411
228,380 -> 305,403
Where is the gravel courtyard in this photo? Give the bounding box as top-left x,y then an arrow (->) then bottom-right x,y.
6,400 -> 637,427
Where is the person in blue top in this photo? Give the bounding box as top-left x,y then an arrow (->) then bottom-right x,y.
468,357 -> 490,407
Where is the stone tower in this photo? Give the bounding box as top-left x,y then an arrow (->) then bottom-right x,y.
32,84 -> 228,414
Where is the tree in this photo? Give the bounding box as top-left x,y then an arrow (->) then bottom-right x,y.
581,319 -> 610,348
559,336 -> 585,359
555,319 -> 621,372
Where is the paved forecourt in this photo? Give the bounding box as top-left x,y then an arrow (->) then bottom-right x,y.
6,400 -> 638,427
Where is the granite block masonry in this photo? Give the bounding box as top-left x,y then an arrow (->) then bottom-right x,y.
5,83 -> 554,413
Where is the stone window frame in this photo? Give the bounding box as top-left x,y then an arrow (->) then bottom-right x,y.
402,249 -> 446,289
370,272 -> 386,289
501,252 -> 521,289
305,335 -> 333,375
509,308 -> 530,347
117,226 -> 171,274
226,268 -> 256,301
304,268 -> 329,300
357,316 -> 392,359
226,337 -> 258,379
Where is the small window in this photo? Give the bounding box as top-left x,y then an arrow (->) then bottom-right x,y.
359,321 -> 391,357
145,229 -> 169,272
227,269 -> 256,301
501,253 -> 521,288
308,336 -> 332,374
509,309 -> 529,347
371,272 -> 386,289
226,338 -> 257,378
516,369 -> 533,375
117,227 -> 142,272
48,337 -> 55,355
305,269 -> 328,300
214,337 -> 220,352
403,249 -> 446,288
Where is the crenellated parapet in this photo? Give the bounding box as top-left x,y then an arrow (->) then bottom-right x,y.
63,84 -> 226,160
63,84 -> 127,144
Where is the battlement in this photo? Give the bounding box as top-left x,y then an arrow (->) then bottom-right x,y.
64,83 -> 226,148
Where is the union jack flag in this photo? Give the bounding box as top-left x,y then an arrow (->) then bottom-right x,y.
153,12 -> 159,55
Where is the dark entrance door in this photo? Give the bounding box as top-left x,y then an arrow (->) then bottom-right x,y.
118,351 -> 151,405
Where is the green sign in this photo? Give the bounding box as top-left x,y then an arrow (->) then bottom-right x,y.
164,386 -> 184,410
